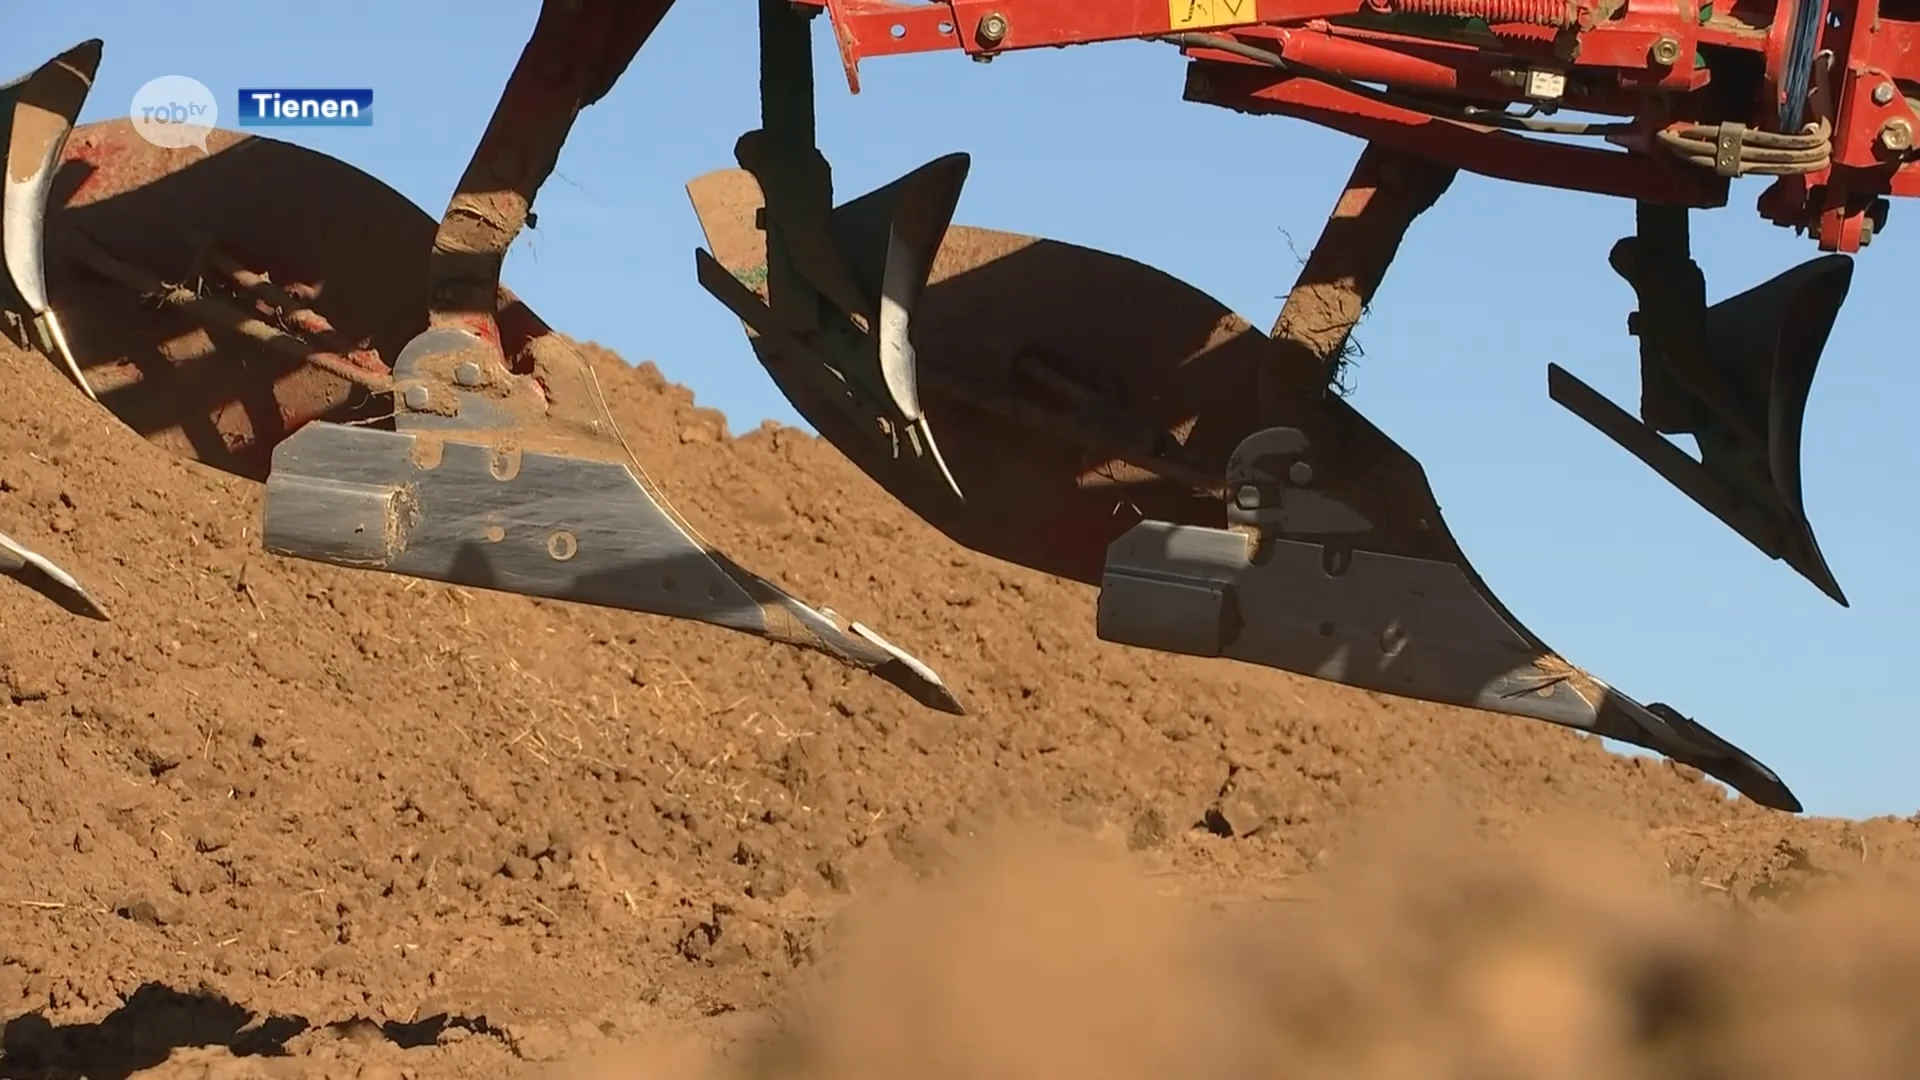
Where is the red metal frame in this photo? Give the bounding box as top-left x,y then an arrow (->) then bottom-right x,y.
425,0 -> 679,356
796,0 -> 1920,253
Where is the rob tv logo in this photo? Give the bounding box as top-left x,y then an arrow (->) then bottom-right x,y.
237,88 -> 373,127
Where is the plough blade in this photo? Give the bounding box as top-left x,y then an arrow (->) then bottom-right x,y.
1099,429 -> 1797,813
1552,250 -> 1851,605
262,327 -> 964,716
0,39 -> 100,402
687,165 -> 1798,811
698,149 -> 971,499
0,528 -> 107,621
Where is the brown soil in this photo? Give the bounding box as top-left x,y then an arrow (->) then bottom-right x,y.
0,335 -> 1916,1079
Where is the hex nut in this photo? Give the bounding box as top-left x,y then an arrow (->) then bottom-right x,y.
976,11 -> 1008,46
1881,117 -> 1914,153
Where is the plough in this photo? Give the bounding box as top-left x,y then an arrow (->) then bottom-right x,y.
10,0 -> 1908,811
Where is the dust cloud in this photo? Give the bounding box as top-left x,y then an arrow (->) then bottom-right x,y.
592,814 -> 1920,1080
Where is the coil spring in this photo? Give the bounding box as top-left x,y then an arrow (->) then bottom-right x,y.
1657,118 -> 1832,177
1374,0 -> 1581,27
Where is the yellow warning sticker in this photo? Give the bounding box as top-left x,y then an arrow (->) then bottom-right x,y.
1168,0 -> 1257,30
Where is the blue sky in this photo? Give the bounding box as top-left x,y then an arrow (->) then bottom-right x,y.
14,3 -> 1917,818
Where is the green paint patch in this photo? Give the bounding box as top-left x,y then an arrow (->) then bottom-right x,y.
733,264 -> 770,288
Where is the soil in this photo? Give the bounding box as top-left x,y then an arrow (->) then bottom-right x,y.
0,334 -> 1917,1079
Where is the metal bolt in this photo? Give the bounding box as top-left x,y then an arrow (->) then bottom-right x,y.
402,385 -> 430,410
1288,461 -> 1314,486
1649,36 -> 1681,65
546,530 -> 578,561
453,361 -> 484,387
1234,484 -> 1262,509
975,11 -> 1008,47
1873,82 -> 1896,106
1881,117 -> 1914,152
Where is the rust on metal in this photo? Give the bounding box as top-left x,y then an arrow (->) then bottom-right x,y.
65,231 -> 393,393
45,119 -> 556,480
193,238 -> 377,365
426,0 -> 680,343
1264,143 -> 1457,407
